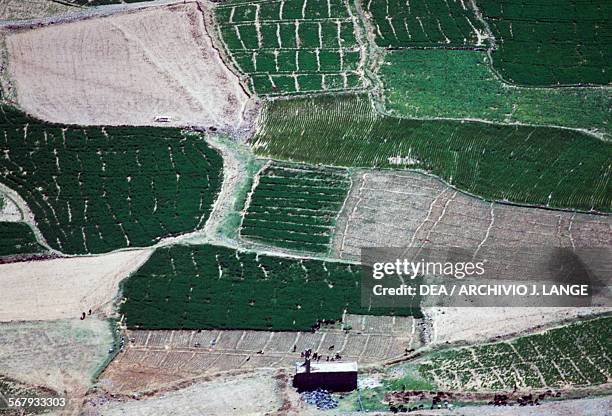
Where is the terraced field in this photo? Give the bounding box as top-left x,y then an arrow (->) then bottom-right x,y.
478,0 -> 612,86
0,107 -> 223,254
254,94 -> 612,212
215,0 -> 363,95
101,315 -> 421,393
0,222 -> 44,257
364,0 -> 487,48
382,49 -> 612,138
240,162 -> 350,253
414,317 -> 612,391
120,244 -> 420,331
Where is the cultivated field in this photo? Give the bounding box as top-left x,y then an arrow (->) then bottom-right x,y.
253,94 -> 612,212
0,221 -> 43,256
0,318 -> 113,395
240,162 -> 350,253
414,317 -> 612,391
333,170 -> 611,342
364,0 -> 488,48
382,49 -> 612,138
100,314 -> 420,394
477,0 -> 611,86
0,107 -> 223,254
215,0 -> 363,94
121,244 -> 420,331
0,248 -> 152,321
5,2 -> 250,129
333,170 -> 611,261
363,0 -> 611,87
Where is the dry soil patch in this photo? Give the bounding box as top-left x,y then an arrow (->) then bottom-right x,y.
0,248 -> 152,321
5,2 -> 250,130
0,318 -> 113,395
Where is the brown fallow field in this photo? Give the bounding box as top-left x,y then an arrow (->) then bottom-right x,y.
332,170 -> 611,344
334,170 -> 610,260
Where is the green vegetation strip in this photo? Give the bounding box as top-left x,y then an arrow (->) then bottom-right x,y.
364,0 -> 486,48
478,0 -> 611,86
253,95 -> 612,212
410,317 -> 612,391
0,106 -> 223,255
0,222 -> 44,257
215,0 -> 362,95
120,244 -> 420,330
241,162 -> 350,253
382,49 -> 612,138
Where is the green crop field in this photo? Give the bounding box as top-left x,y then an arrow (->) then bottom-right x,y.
240,162 -> 350,253
0,106 -> 223,255
0,222 -> 44,257
381,49 -> 612,138
120,244 -> 420,330
215,0 -> 363,95
253,95 -> 612,212
478,0 -> 612,86
414,317 -> 612,391
364,0 -> 487,48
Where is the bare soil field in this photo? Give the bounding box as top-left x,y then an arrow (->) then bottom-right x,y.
4,1 -> 250,131
425,307 -> 611,346
0,0 -> 74,21
0,248 -> 152,321
85,370 -> 283,416
99,315 -> 421,394
333,170 -> 611,261
0,318 -> 112,407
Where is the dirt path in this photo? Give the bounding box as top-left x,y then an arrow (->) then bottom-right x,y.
419,394 -> 612,416
0,189 -> 22,222
0,181 -> 52,249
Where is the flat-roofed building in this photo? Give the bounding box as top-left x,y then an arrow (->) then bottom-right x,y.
293,360 -> 358,392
